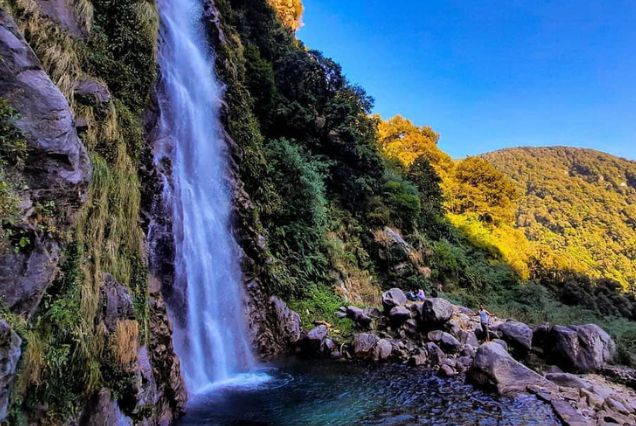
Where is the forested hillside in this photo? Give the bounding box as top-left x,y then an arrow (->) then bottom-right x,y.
483,147 -> 636,291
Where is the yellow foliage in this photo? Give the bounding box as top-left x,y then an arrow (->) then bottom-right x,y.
268,0 -> 303,31
448,213 -> 531,279
376,115 -> 453,175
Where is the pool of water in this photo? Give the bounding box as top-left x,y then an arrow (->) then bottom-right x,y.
178,361 -> 559,425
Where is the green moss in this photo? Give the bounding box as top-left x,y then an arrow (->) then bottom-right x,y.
288,284 -> 354,339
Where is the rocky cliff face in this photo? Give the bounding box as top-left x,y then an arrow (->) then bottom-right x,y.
0,1 -> 185,423
0,8 -> 90,420
0,8 -> 90,317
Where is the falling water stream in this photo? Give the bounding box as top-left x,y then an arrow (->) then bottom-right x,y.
155,0 -> 263,395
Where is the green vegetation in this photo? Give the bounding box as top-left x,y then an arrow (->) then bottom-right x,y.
4,0 -> 158,422
0,100 -> 27,248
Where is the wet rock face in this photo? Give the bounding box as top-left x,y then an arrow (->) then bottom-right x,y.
269,296 -> 302,347
543,324 -> 616,373
0,320 -> 21,421
147,296 -> 187,421
0,10 -> 90,318
79,388 -> 133,426
100,273 -> 135,333
74,79 -> 112,107
0,238 -> 60,317
0,11 -> 90,210
34,0 -> 87,38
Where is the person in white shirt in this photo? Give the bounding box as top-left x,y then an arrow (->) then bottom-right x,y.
477,304 -> 493,342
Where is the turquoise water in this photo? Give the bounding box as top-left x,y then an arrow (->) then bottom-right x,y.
178,361 -> 559,425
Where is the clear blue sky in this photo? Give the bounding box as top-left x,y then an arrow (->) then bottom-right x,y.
298,0 -> 636,160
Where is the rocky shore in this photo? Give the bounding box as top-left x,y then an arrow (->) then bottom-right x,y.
279,288 -> 636,425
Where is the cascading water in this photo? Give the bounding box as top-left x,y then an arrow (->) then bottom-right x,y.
154,0 -> 258,394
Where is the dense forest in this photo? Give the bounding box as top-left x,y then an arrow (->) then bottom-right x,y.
484,147 -> 636,290
0,0 -> 634,423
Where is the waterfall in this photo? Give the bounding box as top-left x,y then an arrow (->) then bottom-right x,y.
154,0 -> 257,394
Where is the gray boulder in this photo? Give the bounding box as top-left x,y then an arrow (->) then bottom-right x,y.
439,363 -> 457,377
439,332 -> 462,353
457,329 -> 479,348
544,324 -> 616,373
0,320 -> 21,421
426,342 -> 446,366
409,348 -> 428,366
389,305 -> 411,322
428,330 -> 460,353
469,342 -> 557,394
492,339 -> 509,351
353,333 -> 380,360
544,373 -> 592,390
375,339 -> 393,361
382,288 -> 407,312
302,325 -> 329,354
421,298 -> 454,324
499,320 -> 533,352
346,306 -> 372,327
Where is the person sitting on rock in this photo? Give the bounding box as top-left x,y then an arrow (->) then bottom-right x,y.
416,288 -> 426,301
407,289 -> 418,301
476,304 -> 493,342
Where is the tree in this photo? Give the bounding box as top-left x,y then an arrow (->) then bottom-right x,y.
446,157 -> 519,225
407,155 -> 444,216
376,115 -> 452,175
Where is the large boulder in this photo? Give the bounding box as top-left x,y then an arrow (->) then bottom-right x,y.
0,320 -> 21,421
543,324 -> 616,373
388,305 -> 411,322
375,339 -> 393,361
269,296 -> 302,347
421,298 -> 454,324
427,330 -> 461,353
499,320 -> 533,352
382,288 -> 407,312
301,325 -> 329,354
439,332 -> 462,354
425,342 -> 446,366
346,306 -> 372,328
353,333 -> 380,360
469,342 -> 557,395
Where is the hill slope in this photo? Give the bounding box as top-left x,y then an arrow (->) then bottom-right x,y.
483,147 -> 636,289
